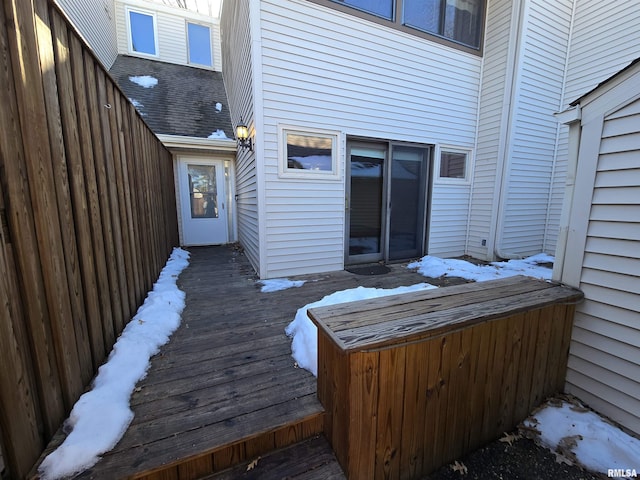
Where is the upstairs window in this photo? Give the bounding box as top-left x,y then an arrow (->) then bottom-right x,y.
187,22 -> 213,67
404,0 -> 483,49
319,0 -> 484,51
127,8 -> 157,56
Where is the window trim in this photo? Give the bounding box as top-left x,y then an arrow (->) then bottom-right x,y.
186,21 -> 213,68
304,0 -> 485,55
126,7 -> 159,58
434,145 -> 472,184
278,125 -> 341,180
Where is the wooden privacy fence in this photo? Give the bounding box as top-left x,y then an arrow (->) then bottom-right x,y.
309,276 -> 583,480
0,0 -> 179,477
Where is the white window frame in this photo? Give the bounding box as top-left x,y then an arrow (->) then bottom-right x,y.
126,7 -> 159,58
434,145 -> 472,184
186,21 -> 213,67
278,125 -> 341,180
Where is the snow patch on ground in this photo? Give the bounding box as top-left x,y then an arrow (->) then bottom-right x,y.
258,278 -> 306,293
284,283 -> 436,376
408,253 -> 553,282
525,399 -> 640,476
129,75 -> 158,88
38,248 -> 190,480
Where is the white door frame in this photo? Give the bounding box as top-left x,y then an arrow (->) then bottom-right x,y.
177,155 -> 232,246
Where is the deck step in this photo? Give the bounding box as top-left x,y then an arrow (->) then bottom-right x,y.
202,435 -> 345,480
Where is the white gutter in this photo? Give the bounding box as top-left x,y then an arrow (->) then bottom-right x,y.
551,105 -> 581,282
156,134 -> 237,152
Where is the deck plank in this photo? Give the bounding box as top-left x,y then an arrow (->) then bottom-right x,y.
66,246 -> 433,479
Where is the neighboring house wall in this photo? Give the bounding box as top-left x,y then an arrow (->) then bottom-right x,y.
55,0 -> 118,68
257,0 -> 481,278
220,0 -> 262,274
115,0 -> 222,71
548,0 -> 640,262
468,0 -> 573,261
556,63 -> 640,436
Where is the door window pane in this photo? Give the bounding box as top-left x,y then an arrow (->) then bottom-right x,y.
129,10 -> 156,55
188,165 -> 218,218
335,0 -> 394,20
349,147 -> 385,257
389,146 -> 429,260
188,22 -> 212,67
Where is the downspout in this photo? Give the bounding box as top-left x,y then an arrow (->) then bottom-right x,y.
492,0 -> 527,259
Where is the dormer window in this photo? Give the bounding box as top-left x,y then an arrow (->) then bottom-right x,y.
126,8 -> 158,56
187,22 -> 212,67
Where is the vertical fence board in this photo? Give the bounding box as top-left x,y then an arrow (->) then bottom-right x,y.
0,183 -> 44,480
97,69 -> 128,332
34,0 -> 93,388
50,9 -> 105,370
1,0 -> 66,438
0,1 -> 179,476
84,52 -> 121,345
8,0 -> 83,412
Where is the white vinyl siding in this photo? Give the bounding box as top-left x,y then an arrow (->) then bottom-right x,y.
549,0 -> 640,260
258,0 -> 481,277
562,84 -> 640,436
220,0 -> 261,274
499,0 -> 572,256
563,1 -> 640,107
467,0 -> 513,260
115,0 -> 221,70
56,0 -> 118,68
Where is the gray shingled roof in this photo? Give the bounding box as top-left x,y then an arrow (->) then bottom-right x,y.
109,55 -> 233,139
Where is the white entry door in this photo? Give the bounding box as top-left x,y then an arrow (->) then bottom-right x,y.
178,158 -> 228,245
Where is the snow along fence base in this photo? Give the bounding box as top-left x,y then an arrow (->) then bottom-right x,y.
307,275 -> 583,480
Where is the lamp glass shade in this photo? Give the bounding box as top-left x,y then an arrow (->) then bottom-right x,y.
236,124 -> 249,141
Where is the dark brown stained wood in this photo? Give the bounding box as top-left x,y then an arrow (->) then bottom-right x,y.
34,0 -> 94,388
204,436 -> 346,480
312,275 -> 582,479
108,83 -> 136,315
1,1 -> 178,475
309,276 -> 583,352
118,96 -> 145,307
84,52 -> 122,345
0,181 -> 44,479
400,341 -> 429,478
1,0 -> 67,438
97,69 -> 129,332
374,347 -> 405,480
69,31 -> 115,360
50,8 -> 105,371
7,0 -> 83,412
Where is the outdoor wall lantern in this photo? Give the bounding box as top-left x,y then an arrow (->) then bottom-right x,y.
236,119 -> 253,151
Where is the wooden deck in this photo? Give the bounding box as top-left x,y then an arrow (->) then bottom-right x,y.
36,245 -> 434,479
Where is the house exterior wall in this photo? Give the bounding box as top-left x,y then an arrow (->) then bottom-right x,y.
557,66 -> 640,435
55,0 -> 118,69
468,0 -> 573,261
257,0 -> 482,278
548,0 -> 640,259
466,0 -> 515,260
220,0 -> 262,274
115,0 -> 222,71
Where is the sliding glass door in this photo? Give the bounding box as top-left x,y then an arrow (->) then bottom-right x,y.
346,141 -> 430,265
